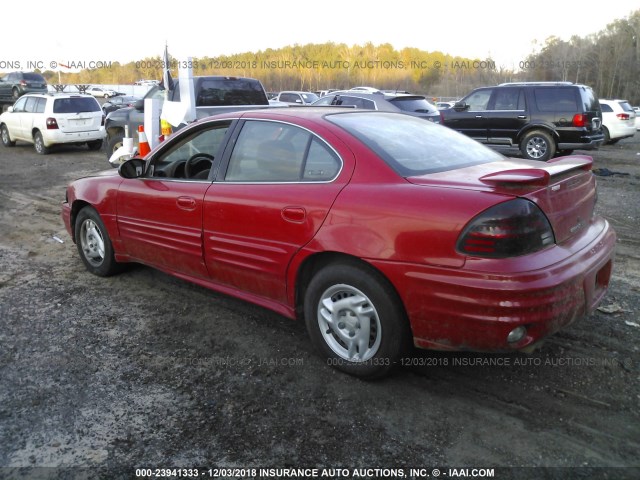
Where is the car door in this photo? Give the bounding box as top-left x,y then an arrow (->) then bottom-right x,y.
202,118 -> 348,304
485,87 -> 528,146
6,96 -> 28,140
116,120 -> 233,278
445,88 -> 492,142
19,96 -> 42,140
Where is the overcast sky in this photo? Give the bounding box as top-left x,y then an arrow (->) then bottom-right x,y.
2,0 -> 639,73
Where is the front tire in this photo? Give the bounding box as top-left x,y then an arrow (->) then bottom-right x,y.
304,262 -> 409,378
106,132 -> 124,160
75,206 -> 121,277
520,129 -> 555,161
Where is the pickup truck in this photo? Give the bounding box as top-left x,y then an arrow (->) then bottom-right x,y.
104,76 -> 271,158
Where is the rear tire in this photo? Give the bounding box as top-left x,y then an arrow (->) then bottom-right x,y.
87,139 -> 103,151
33,131 -> 50,155
520,130 -> 555,161
603,127 -> 611,144
304,262 -> 409,378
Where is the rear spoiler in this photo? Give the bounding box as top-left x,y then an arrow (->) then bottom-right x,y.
480,156 -> 593,187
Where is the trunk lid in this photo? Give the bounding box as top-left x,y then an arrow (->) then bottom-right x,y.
407,155 -> 597,245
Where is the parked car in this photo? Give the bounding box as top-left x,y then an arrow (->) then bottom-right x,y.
440,82 -> 604,161
0,93 -> 105,154
634,107 -> 640,130
599,99 -> 636,143
86,86 -> 117,98
0,72 -> 48,103
102,95 -> 141,115
62,108 -> 615,378
272,91 -> 319,105
312,91 -> 440,122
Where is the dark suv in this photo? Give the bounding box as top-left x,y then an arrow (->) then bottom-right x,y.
0,72 -> 48,103
439,82 -> 604,161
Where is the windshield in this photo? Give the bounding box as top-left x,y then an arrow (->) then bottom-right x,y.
328,112 -> 502,176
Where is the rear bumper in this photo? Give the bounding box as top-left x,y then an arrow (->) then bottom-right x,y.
372,218 -> 616,352
44,128 -> 105,146
558,134 -> 604,150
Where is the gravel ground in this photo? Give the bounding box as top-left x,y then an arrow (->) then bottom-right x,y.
0,132 -> 638,480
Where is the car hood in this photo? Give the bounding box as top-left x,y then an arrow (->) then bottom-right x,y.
407,155 -> 597,245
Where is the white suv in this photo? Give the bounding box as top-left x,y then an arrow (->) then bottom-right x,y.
0,93 -> 105,154
599,99 -> 636,144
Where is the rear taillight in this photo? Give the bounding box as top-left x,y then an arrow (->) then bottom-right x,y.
616,113 -> 630,120
20,80 -> 27,86
456,199 -> 555,258
440,111 -> 445,124
46,118 -> 59,130
101,115 -> 106,126
572,114 -> 586,127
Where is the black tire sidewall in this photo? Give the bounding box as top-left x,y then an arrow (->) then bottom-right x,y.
74,207 -> 119,277
520,130 -> 555,161
304,262 -> 408,378
106,133 -> 124,159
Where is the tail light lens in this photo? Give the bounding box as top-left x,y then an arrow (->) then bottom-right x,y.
616,113 -> 630,120
46,118 -> 59,130
20,80 -> 27,86
456,199 -> 555,258
572,114 -> 586,127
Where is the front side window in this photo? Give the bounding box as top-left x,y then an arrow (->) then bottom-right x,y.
225,120 -> 340,182
150,121 -> 231,180
12,97 -> 27,111
464,89 -> 492,111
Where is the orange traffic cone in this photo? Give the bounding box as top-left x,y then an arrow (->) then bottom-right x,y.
138,125 -> 150,156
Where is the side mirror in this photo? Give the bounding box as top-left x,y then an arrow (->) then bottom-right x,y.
133,99 -> 144,111
118,158 -> 146,179
453,102 -> 469,111
7,107 -> 14,113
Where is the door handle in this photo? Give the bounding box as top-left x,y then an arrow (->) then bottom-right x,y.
517,115 -> 527,119
281,206 -> 306,223
176,196 -> 197,211
475,115 -> 483,118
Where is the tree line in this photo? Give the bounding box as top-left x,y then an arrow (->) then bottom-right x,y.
39,9 -> 639,103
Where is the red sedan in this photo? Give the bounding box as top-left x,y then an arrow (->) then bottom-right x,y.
62,108 -> 616,378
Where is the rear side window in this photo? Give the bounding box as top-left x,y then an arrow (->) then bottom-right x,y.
53,97 -> 101,113
618,101 -> 634,113
600,103 -> 613,113
225,120 -> 340,182
493,89 -> 525,110
334,96 -> 376,109
534,88 -> 578,112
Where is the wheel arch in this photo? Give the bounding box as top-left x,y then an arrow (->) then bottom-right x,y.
293,251 -> 409,327
69,200 -> 92,243
516,123 -> 559,143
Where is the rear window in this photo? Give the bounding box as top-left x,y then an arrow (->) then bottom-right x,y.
534,88 -> 578,112
196,78 -> 268,106
328,112 -> 502,176
579,87 -> 600,112
23,73 -> 45,82
618,101 -> 634,112
388,96 -> 437,113
53,97 -> 101,113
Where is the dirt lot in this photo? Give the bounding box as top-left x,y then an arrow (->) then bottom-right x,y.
0,133 -> 638,480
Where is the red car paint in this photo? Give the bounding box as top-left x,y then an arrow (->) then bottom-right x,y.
62,108 -> 615,354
